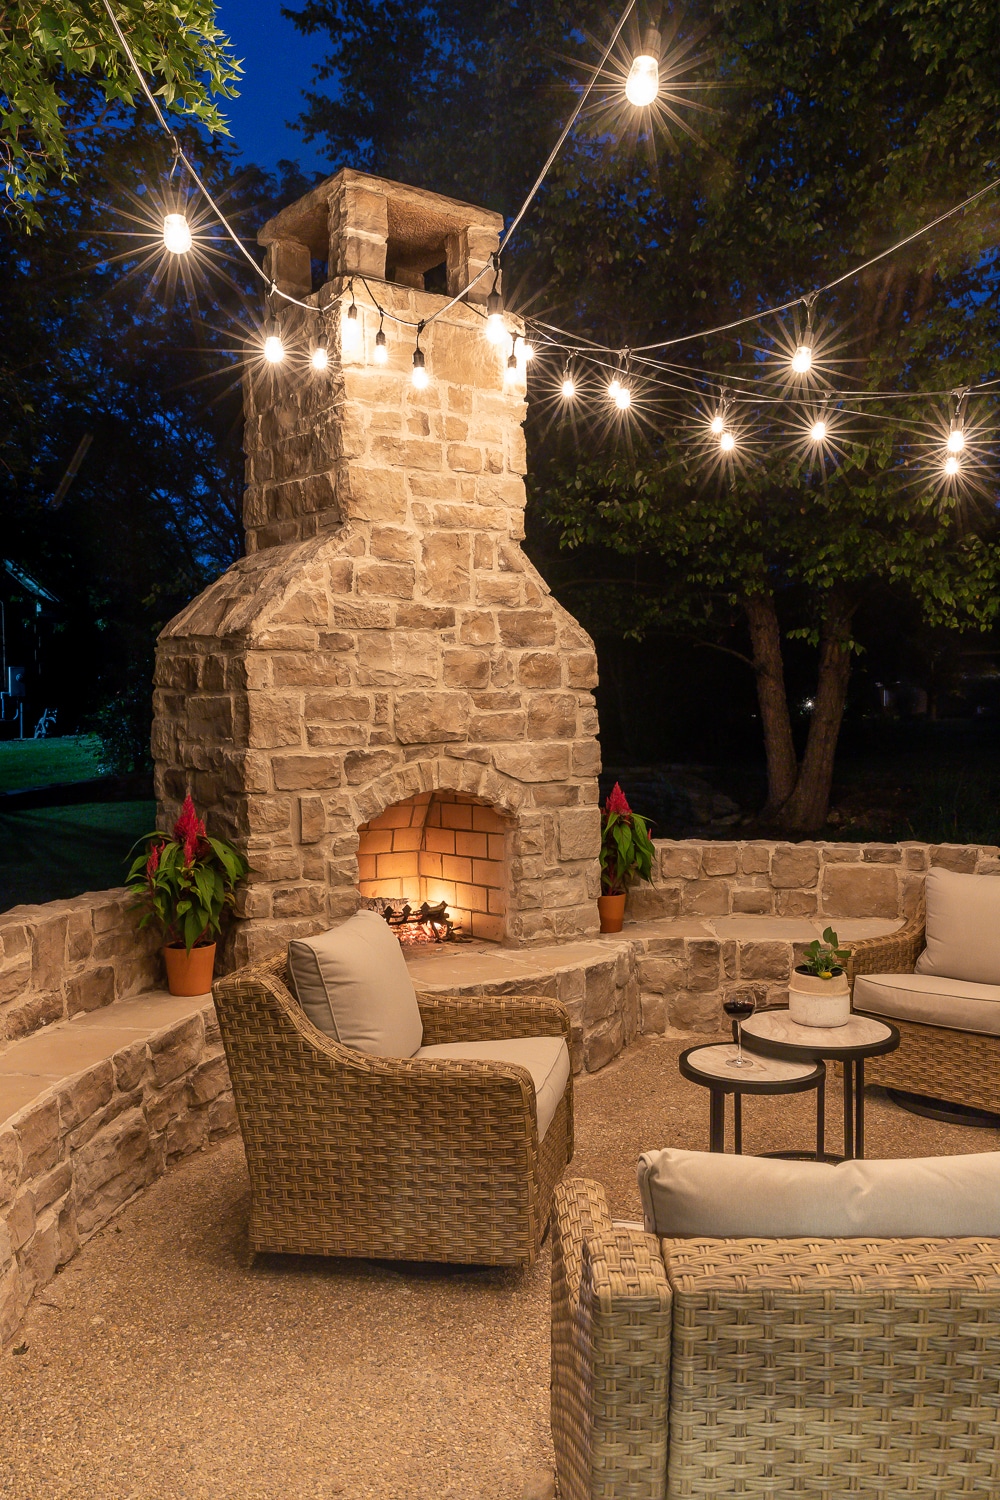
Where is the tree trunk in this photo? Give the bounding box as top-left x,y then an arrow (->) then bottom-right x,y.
776,592 -> 855,833
743,591 -> 798,816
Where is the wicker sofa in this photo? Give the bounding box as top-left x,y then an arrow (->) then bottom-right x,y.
212,952 -> 573,1266
847,904 -> 1000,1114
551,1175 -> 1000,1499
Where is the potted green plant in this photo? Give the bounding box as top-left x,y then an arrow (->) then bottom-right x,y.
598,783 -> 656,933
789,927 -> 852,1027
126,795 -> 250,996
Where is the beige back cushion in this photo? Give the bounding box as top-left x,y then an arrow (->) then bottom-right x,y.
915,867 -> 1000,984
638,1147 -> 1000,1238
287,910 -> 423,1057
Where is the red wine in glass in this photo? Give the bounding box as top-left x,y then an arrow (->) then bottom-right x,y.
722,994 -> 757,1068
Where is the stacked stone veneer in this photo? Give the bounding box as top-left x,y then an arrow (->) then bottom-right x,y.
153,170 -> 601,967
0,891 -> 160,1047
631,838 -> 1000,1032
630,838 -> 1000,922
0,1002 -> 235,1346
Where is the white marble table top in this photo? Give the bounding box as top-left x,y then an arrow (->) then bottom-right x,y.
741,1008 -> 895,1052
684,1044 -> 820,1083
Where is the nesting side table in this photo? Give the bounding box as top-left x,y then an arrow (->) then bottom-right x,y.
679,1044 -> 827,1157
739,1009 -> 900,1159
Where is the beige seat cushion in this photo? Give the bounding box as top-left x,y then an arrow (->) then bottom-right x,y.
915,867 -> 1000,984
415,1037 -> 570,1141
638,1146 -> 1000,1238
287,910 -> 423,1057
854,969 -> 1000,1036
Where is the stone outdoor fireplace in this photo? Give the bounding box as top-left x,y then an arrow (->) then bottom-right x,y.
152,168 -> 602,967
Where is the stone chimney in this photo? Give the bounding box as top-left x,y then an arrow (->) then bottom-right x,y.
153,169 -> 602,966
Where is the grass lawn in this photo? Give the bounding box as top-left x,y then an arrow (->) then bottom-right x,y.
0,734 -> 105,792
0,801 -> 157,912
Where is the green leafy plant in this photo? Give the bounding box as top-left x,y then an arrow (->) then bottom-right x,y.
599,782 -> 656,896
126,794 -> 249,952
800,927 -> 851,979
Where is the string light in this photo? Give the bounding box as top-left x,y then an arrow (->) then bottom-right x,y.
411,346 -> 429,389
162,211 -> 192,254
613,383 -> 632,410
720,430 -> 736,452
560,366 -> 576,399
505,347 -> 521,384
310,342 -> 329,372
263,320 -> 285,364
944,454 -> 961,477
625,27 -> 661,107
709,413 -> 725,435
808,418 -> 827,442
373,320 -> 388,365
515,335 -> 534,365
485,256 -> 506,346
342,293 -> 361,352
790,294 -> 816,375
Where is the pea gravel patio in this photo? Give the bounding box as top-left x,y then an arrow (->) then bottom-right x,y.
2,1033 -> 994,1500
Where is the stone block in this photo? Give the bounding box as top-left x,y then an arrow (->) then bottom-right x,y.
700,844 -> 738,876
862,844 -> 902,864
394,691 -> 470,743
65,964 -> 116,1018
165,1110 -> 209,1161
526,694 -> 577,740
658,844 -> 702,880
23,1207 -> 60,1291
669,990 -> 724,1031
517,653 -> 561,688
688,941 -> 721,991
640,992 -> 668,1034
58,1062 -> 114,1133
775,889 -> 818,917
584,1016 -> 624,1072
272,754 -> 343,790
738,942 -> 791,981
771,845 -> 820,889
903,845 -> 929,871
497,611 -> 556,648
443,651 -> 490,690
0,1128 -> 19,1209
565,653 -> 598,690
493,744 -> 571,782
30,916 -> 69,993
930,844 -> 979,873
148,1015 -> 204,1088
299,794 -> 326,844
680,880 -> 730,917
821,863 -> 899,919
13,1095 -> 60,1178
208,1094 -> 238,1137
557,807 -> 600,862
583,962 -> 617,1025
732,887 -> 772,915
739,843 -> 771,874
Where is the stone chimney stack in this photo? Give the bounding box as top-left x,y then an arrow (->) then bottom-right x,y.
153,170 -> 602,966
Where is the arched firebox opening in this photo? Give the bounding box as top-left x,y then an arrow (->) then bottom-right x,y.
357,791 -> 510,943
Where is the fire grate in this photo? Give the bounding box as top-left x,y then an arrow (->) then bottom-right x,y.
363,897 -> 465,944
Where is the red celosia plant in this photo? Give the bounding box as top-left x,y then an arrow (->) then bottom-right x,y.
599,782 -> 656,896
126,795 -> 250,952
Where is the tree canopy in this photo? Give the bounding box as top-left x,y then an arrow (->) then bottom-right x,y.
2,0 -> 240,224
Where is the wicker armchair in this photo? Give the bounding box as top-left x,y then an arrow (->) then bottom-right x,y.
212,952 -> 573,1266
846,904 -> 1000,1113
551,1177 -> 1000,1500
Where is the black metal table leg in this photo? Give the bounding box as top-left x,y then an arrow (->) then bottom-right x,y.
855,1059 -> 865,1158
843,1059 -> 855,1159
816,1075 -> 825,1160
734,1091 -> 743,1155
709,1087 -> 726,1152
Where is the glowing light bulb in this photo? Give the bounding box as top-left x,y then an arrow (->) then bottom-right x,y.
411,347 -> 429,389
791,343 -> 813,375
944,454 -> 961,477
263,333 -> 285,364
720,430 -> 736,452
342,303 -> 361,351
485,313 -> 506,345
613,385 -> 632,410
505,352 -> 520,384
310,344 -> 329,372
947,424 -> 966,454
626,28 -> 661,107
709,414 -> 725,435
373,328 -> 388,365
560,376 -> 576,399
809,419 -> 827,442
162,212 -> 192,254
514,336 -> 534,364
608,376 -> 622,399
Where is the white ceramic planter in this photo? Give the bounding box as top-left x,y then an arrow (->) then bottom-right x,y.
788,968 -> 851,1027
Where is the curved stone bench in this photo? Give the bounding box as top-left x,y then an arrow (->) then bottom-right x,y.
0,991 -> 236,1347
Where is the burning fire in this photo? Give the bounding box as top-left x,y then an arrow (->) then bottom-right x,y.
365,898 -> 462,944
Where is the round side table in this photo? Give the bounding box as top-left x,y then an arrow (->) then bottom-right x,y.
679,1044 -> 827,1157
739,1009 -> 899,1160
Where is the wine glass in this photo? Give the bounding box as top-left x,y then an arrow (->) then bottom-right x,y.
722,992 -> 758,1068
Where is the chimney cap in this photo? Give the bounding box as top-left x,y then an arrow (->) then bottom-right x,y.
257,167 -> 504,263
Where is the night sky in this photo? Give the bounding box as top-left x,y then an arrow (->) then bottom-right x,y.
215,0 -> 332,176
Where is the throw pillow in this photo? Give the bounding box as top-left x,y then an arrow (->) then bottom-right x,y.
287,909 -> 423,1057
915,867 -> 1000,985
638,1146 -> 1000,1238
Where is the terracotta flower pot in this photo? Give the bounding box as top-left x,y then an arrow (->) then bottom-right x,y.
163,942 -> 217,997
598,893 -> 627,934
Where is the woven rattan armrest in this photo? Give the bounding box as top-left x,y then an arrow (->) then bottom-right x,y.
551,1179 -> 671,1500
846,904 -> 925,989
415,990 -> 571,1046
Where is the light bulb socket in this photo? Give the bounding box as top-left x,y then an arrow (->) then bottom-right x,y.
641,24 -> 662,60
412,347 -> 426,370
375,329 -> 387,351
487,288 -> 503,319
346,302 -> 358,321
